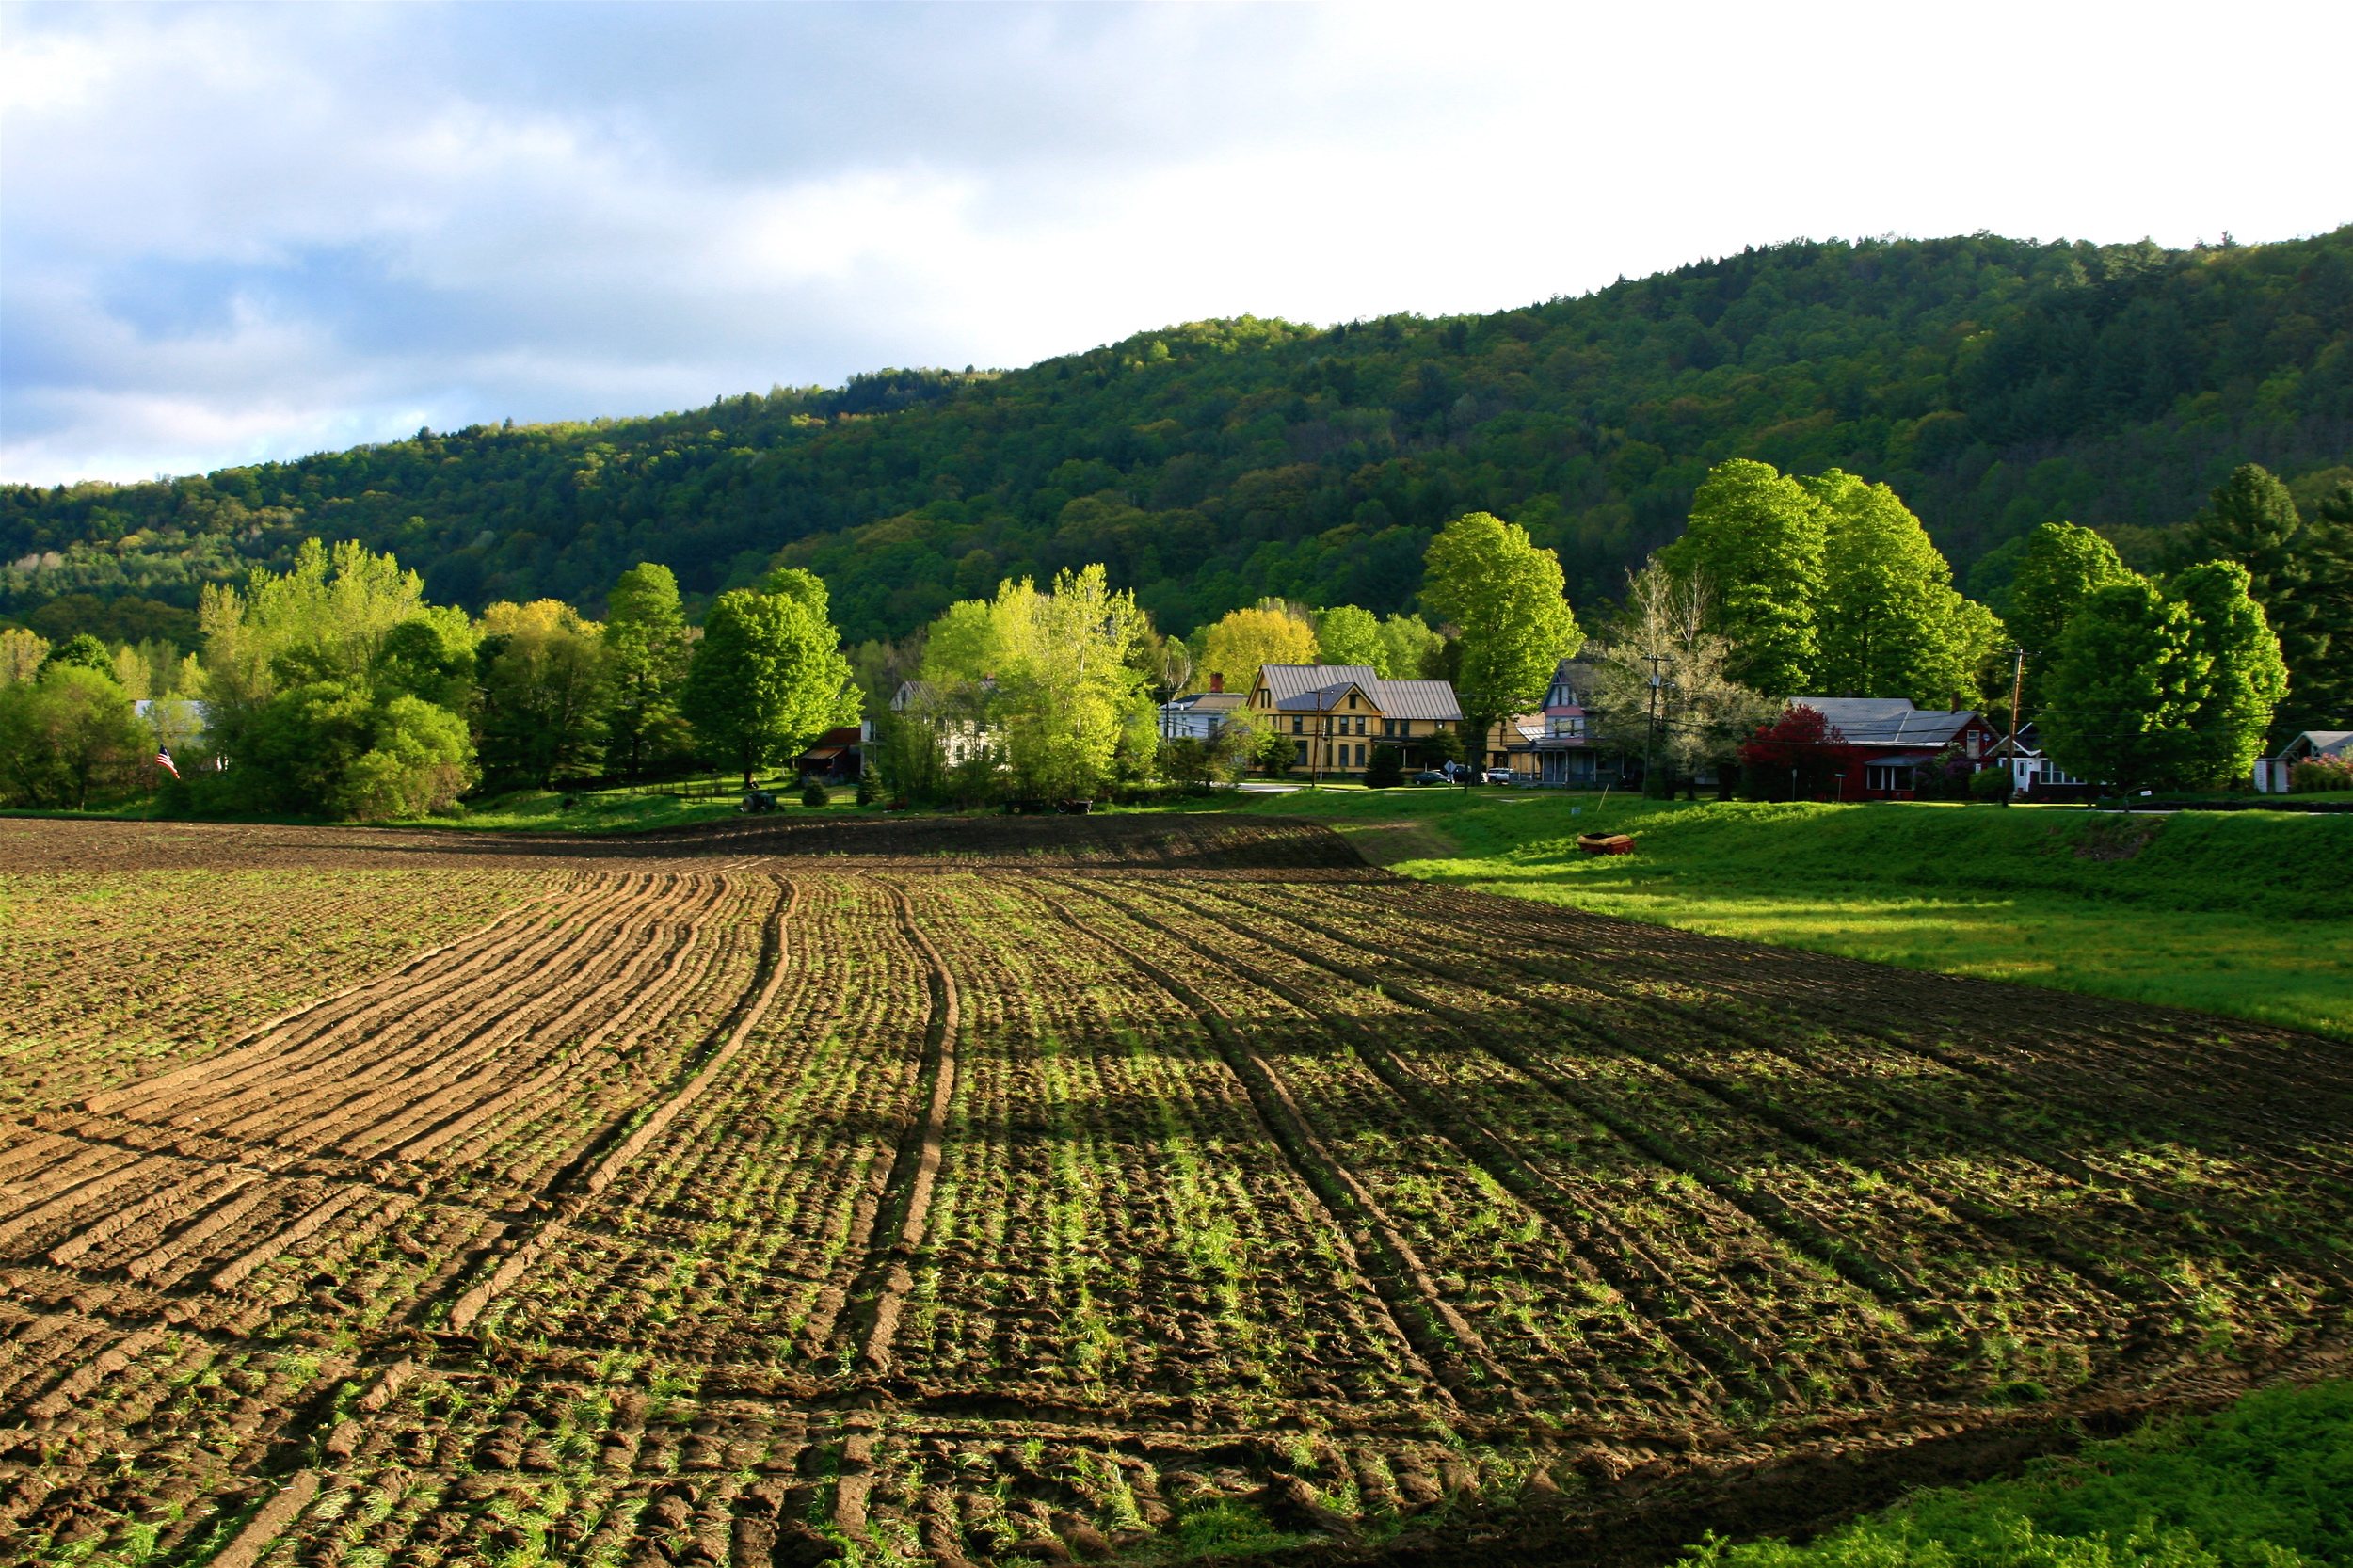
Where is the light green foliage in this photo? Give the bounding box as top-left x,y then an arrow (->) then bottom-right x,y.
0,628 -> 47,685
1420,511 -> 1579,742
0,663 -> 148,808
2042,563 -> 2286,792
600,562 -> 695,776
476,600 -> 610,788
1375,612 -> 1447,680
2170,561 -> 2289,785
192,538 -> 481,818
238,678 -> 477,818
1200,605 -> 1317,691
1677,1380 -> 2350,1568
681,568 -> 858,785
1807,470 -> 1993,709
2009,523 -> 2135,712
1314,603 -> 1385,670
2041,577 -> 2199,793
1660,460 -> 1825,696
995,566 -> 1152,798
39,632 -> 114,680
329,696 -> 475,820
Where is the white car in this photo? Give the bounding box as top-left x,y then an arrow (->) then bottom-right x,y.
1481,768 -> 1513,785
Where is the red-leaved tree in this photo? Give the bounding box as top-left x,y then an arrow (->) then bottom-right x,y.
1738,705 -> 1865,801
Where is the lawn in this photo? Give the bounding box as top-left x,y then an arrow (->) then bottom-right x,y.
1134,786 -> 2353,1040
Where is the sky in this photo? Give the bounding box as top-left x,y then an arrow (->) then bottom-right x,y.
4,1 -> 2348,488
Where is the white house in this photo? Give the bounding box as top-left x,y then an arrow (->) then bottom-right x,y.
2254,731 -> 2353,792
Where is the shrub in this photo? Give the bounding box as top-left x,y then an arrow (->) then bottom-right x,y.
801,779 -> 830,808
855,773 -> 878,806
1970,765 -> 2013,802
2289,757 -> 2351,792
1364,746 -> 1404,789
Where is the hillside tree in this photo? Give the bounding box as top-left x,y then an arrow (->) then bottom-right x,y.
2007,521 -> 2136,714
1200,605 -> 1317,692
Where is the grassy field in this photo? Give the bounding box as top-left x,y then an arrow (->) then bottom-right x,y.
1134,787 -> 2353,1040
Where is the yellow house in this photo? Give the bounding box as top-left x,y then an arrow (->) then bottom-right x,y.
1248,664 -> 1465,776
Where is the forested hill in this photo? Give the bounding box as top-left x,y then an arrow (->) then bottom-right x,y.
7,226 -> 2349,645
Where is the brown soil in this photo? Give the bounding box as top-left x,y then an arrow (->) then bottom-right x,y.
0,813 -> 2345,1568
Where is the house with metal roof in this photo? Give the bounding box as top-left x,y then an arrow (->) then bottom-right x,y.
1503,658 -> 1642,787
1785,696 -> 2000,800
1158,672 -> 1250,740
2254,731 -> 2353,793
1247,664 -> 1464,777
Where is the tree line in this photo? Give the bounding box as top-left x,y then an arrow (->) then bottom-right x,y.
0,543 -> 857,813
2,452 -> 2334,815
8,227 -> 2346,659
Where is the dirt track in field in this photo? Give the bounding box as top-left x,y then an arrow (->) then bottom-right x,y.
0,813 -> 2345,1568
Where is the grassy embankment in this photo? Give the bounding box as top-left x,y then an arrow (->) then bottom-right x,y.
1140,788 -> 2351,1039
1680,1379 -> 2351,1568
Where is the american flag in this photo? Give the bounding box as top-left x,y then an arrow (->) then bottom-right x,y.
154,746 -> 180,780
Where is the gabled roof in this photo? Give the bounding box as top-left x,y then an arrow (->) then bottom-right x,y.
1254,664 -> 1465,722
1161,691 -> 1247,713
1789,697 -> 1983,748
2281,731 -> 2353,760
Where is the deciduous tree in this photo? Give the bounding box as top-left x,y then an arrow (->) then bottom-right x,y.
1659,460 -> 1824,696
1201,605 -> 1317,691
1419,511 -> 1579,751
2007,521 -> 2134,713
683,569 -> 858,787
601,562 -> 696,776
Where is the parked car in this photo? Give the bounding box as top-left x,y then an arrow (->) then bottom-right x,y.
1412,770 -> 1451,786
1482,768 -> 1513,784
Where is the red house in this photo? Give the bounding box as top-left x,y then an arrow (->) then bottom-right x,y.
1789,697 -> 2000,801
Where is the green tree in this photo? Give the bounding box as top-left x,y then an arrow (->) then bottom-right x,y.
475,600 -> 610,789
601,563 -> 696,776
1313,604 -> 1385,669
1374,612 -> 1446,680
2041,577 -> 2200,793
1419,511 -> 1580,750
1805,470 -> 1990,707
373,612 -> 477,711
2007,522 -> 2134,714
683,568 -> 858,786
39,633 -> 114,680
2171,560 -> 2289,786
2175,464 -> 2352,733
1585,559 -> 1776,792
1659,459 -> 1825,696
1201,605 -> 1317,691
0,664 -> 148,808
1363,744 -> 1404,788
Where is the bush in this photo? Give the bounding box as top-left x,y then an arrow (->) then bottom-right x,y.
1364,746 -> 1404,789
1970,765 -> 2013,802
2289,758 -> 2351,792
0,664 -> 150,808
801,779 -> 830,808
855,773 -> 878,806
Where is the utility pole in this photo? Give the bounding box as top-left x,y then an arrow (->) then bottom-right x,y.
1642,654 -> 1669,796
2002,647 -> 2028,808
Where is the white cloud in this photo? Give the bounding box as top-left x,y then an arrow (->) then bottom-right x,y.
4,0 -> 2347,484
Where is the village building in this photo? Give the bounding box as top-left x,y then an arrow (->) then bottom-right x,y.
1157,671 -> 1249,740
1788,696 -> 2001,801
1247,664 -> 1465,776
1504,658 -> 1641,787
2254,731 -> 2353,793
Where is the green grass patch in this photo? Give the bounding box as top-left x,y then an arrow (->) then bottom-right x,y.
1681,1379 -> 2352,1568
1135,789 -> 2353,1039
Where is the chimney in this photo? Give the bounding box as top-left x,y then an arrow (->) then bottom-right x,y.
1209,671 -> 1225,693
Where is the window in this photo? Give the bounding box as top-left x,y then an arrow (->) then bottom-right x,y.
1353,716 -> 1366,735
1355,744 -> 1367,766
1291,716 -> 1304,735
1865,764 -> 1914,792
1348,693 -> 1359,709
1293,740 -> 1308,765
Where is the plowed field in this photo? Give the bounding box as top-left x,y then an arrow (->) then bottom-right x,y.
0,815 -> 2345,1568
